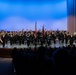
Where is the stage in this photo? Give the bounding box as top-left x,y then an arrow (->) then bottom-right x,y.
0,41 -> 64,58
0,40 -> 70,49
0,41 -> 76,58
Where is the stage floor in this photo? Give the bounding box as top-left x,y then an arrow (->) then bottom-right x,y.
0,41 -> 76,58
0,41 -> 76,48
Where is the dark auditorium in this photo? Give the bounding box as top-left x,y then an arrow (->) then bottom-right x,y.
0,0 -> 76,75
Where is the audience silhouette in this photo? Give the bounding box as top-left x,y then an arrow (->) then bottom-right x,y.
12,46 -> 76,75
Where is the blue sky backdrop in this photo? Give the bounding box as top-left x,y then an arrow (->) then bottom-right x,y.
0,0 -> 67,31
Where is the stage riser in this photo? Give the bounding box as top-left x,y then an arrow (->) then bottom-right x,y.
0,48 -> 13,58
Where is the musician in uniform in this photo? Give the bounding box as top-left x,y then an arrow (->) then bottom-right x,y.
73,32 -> 76,44
10,32 -> 13,45
0,33 -> 3,44
69,33 -> 74,46
1,33 -> 6,48
26,32 -> 30,47
46,32 -> 51,47
64,32 -> 69,46
59,31 -> 64,47
51,31 -> 56,47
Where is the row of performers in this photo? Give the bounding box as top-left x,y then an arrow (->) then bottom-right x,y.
0,30 -> 76,47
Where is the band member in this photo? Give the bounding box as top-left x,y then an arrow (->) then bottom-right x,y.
64,32 -> 69,46
46,32 -> 51,47
69,34 -> 74,46
73,33 -> 76,44
1,33 -> 5,48
51,31 -> 56,47
0,35 -> 3,44
59,31 -> 64,47
30,31 -> 34,44
33,31 -> 37,47
37,30 -> 41,44
5,31 -> 9,44
10,32 -> 14,45
26,32 -> 30,47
